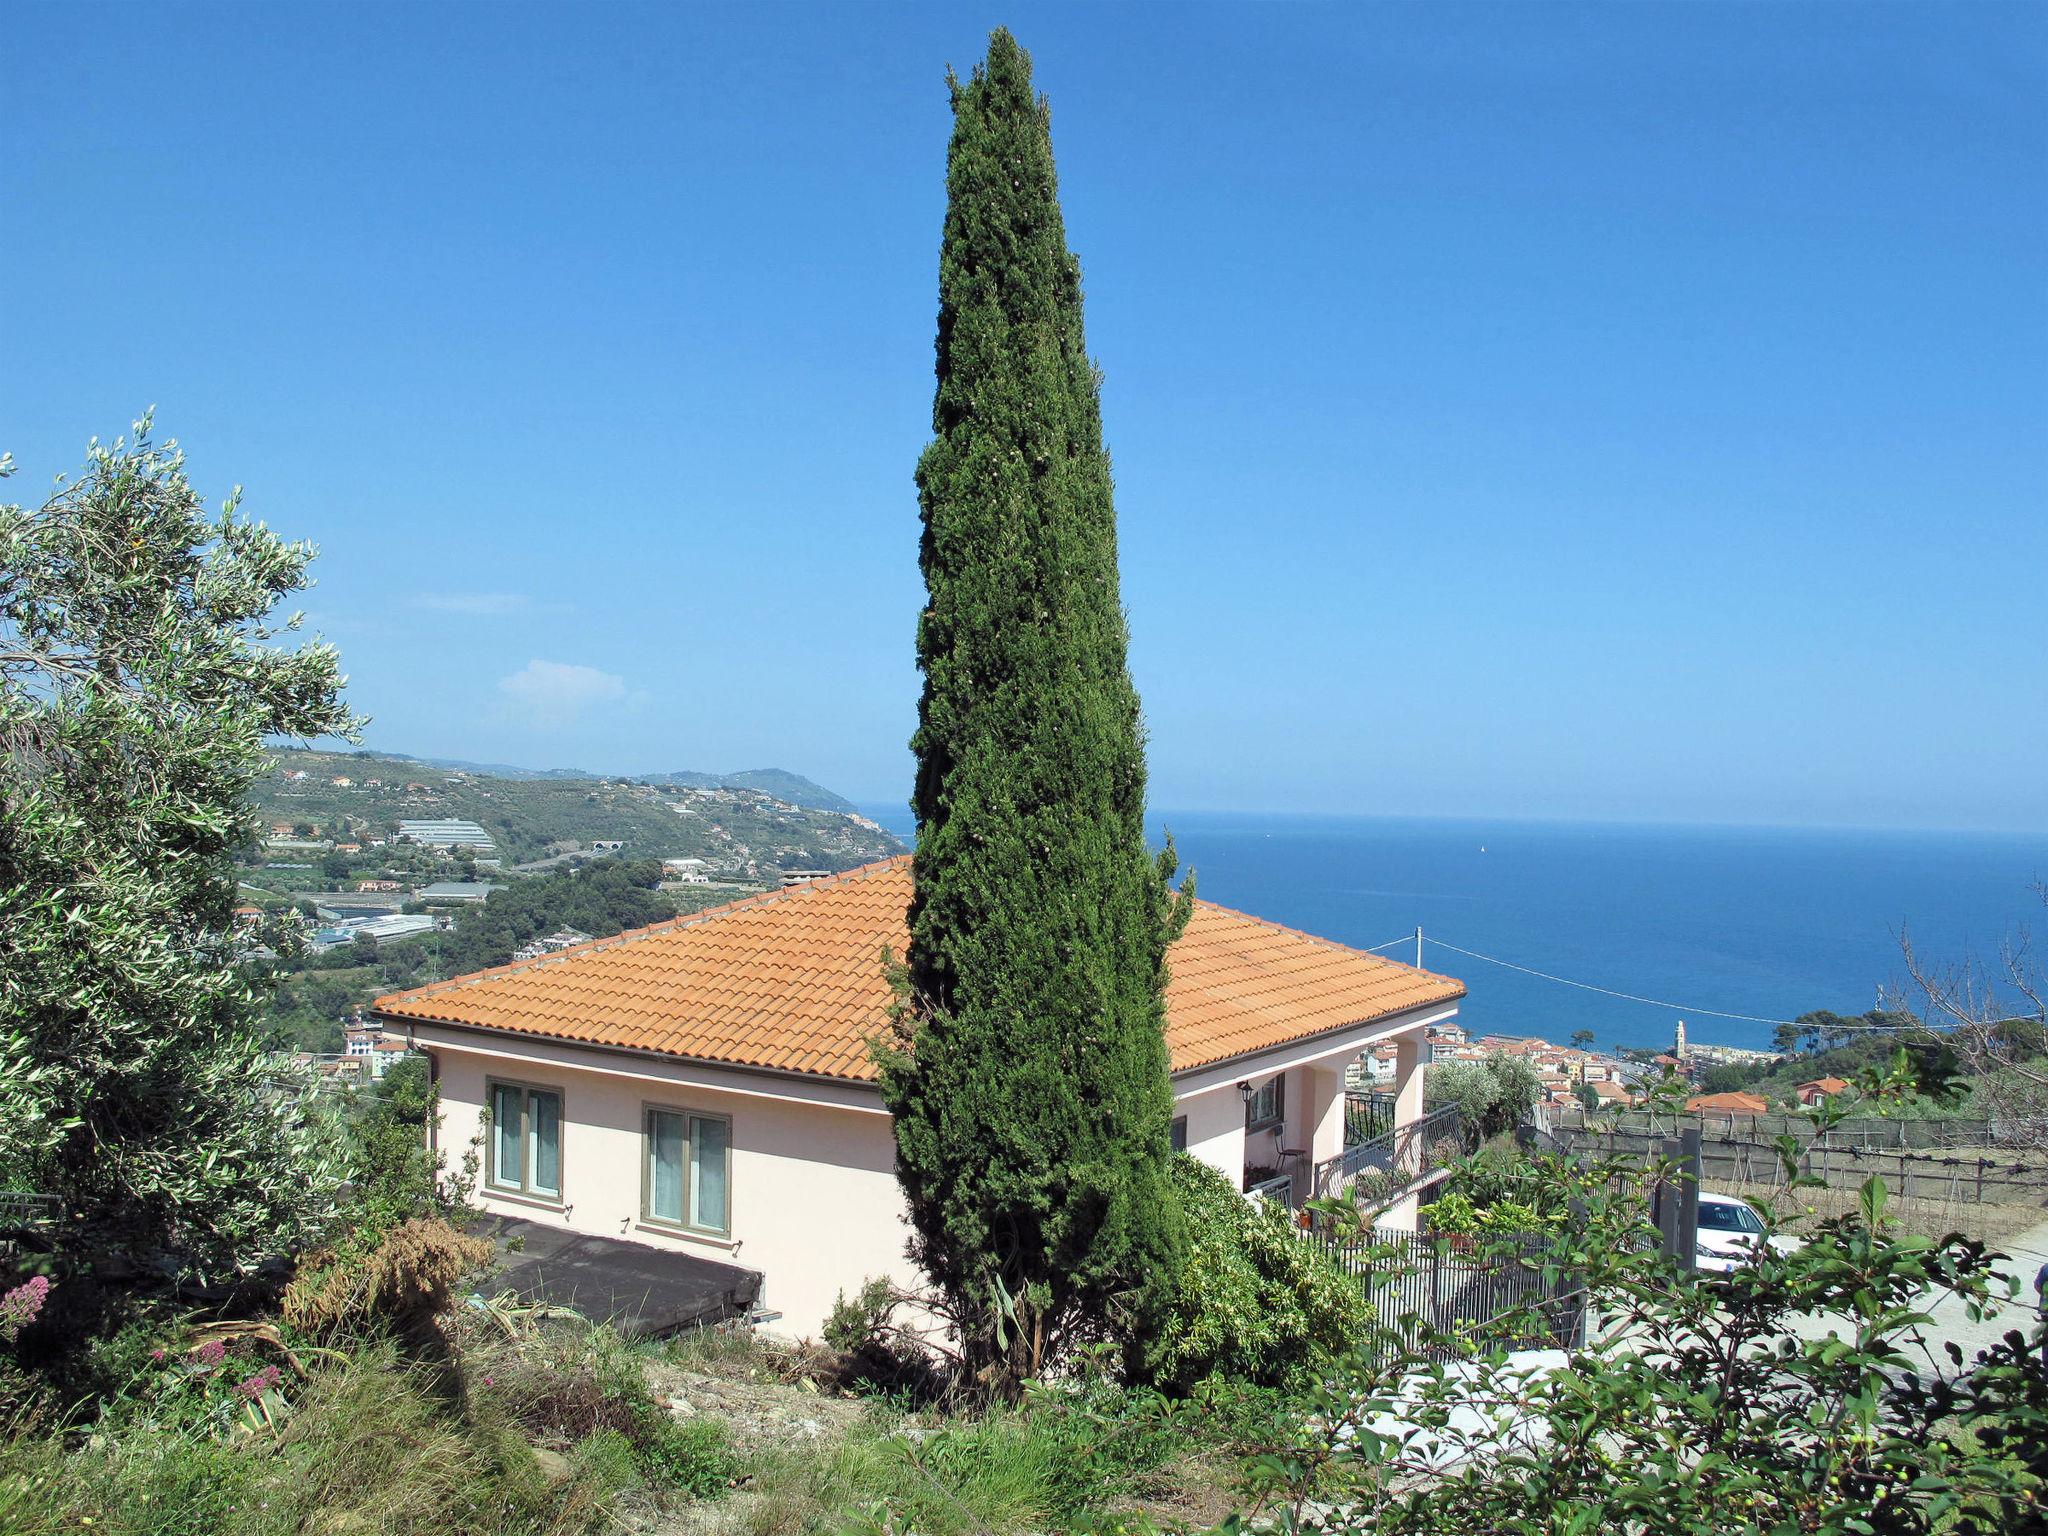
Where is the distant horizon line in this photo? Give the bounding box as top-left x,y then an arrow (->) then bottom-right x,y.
858,801 -> 2048,843
283,739 -> 2042,842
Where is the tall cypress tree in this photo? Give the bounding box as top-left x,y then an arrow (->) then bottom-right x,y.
881,29 -> 1191,1393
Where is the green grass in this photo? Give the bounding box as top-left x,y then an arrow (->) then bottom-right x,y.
727,1380 -> 1194,1536
0,1308 -> 1237,1536
0,1343 -> 631,1536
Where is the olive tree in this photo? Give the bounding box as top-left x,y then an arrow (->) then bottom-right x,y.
0,416 -> 362,1287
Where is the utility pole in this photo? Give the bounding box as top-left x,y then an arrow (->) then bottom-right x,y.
1415,925 -> 1424,969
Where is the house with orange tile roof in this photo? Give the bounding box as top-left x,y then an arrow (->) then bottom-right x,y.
373,856 -> 1464,1336
1685,1090 -> 1769,1117
1794,1075 -> 1851,1106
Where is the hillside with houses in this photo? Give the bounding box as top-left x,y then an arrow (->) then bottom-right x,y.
247,748 -> 899,874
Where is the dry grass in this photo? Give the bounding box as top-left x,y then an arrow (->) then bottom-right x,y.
1721,1179 -> 2047,1248
281,1217 -> 494,1336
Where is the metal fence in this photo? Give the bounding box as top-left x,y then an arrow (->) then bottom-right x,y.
1544,1104 -> 2017,1151
1312,1224 -> 1587,1357
1542,1121 -> 2048,1204
0,1192 -> 59,1261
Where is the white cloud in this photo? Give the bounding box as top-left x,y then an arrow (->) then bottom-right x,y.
497,659 -> 630,727
412,592 -> 546,616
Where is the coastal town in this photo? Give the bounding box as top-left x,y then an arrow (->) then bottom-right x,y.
1396,1018 -> 1781,1113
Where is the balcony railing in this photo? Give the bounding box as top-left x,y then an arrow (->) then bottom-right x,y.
1246,1172 -> 1296,1207
1313,1103 -> 1464,1201
0,1191 -> 60,1261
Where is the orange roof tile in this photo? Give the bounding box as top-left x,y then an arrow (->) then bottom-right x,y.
373,857 -> 1463,1083
1686,1091 -> 1770,1114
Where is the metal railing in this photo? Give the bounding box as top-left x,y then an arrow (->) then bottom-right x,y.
0,1192 -> 59,1229
1246,1172 -> 1296,1207
0,1192 -> 60,1260
1344,1091 -> 1397,1146
1314,1103 -> 1464,1199
1312,1223 -> 1587,1358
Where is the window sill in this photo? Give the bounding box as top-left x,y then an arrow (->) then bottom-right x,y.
633,1221 -> 739,1252
1246,1119 -> 1284,1136
483,1187 -> 568,1215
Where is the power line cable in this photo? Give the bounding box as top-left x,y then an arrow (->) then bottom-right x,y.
1413,935 -> 1926,1032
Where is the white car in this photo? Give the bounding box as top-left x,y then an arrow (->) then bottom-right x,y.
1694,1192 -> 1804,1273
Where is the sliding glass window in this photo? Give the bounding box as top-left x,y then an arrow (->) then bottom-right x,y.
644,1107 -> 732,1236
487,1081 -> 564,1200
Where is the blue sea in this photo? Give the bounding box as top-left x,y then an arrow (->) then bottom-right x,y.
857,807 -> 2048,1055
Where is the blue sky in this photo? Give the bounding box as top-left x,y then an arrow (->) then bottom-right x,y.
5,3 -> 2043,830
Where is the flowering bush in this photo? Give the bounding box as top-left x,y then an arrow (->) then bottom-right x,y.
117,1328 -> 300,1439
0,1275 -> 51,1345
234,1363 -> 282,1400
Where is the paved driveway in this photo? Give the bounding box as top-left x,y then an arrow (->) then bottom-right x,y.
1786,1215 -> 2048,1374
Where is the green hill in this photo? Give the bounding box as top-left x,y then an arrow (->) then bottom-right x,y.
250,749 -> 900,873
641,767 -> 857,814
361,751 -> 859,813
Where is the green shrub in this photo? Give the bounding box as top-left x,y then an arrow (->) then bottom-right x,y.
1148,1155 -> 1372,1392
1423,1190 -> 1561,1238
1426,1144 -> 1572,1236
1425,1056 -> 1540,1139
344,1052 -> 446,1227
641,1414 -> 741,1499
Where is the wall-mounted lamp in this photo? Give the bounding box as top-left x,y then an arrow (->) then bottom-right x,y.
1236,1081 -> 1253,1106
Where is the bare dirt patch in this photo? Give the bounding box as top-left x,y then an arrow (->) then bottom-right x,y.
642,1358 -> 868,1450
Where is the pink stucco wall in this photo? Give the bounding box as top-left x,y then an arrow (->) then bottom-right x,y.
431,1043 -> 919,1337
418,1005 -> 1446,1338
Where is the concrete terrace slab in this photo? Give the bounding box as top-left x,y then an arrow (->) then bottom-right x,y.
469,1214 -> 763,1337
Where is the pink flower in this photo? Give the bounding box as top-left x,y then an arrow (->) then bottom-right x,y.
192,1338 -> 227,1367
235,1365 -> 282,1400
0,1276 -> 51,1344
150,1348 -> 167,1362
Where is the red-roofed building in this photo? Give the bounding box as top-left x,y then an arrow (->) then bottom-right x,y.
1795,1076 -> 1852,1106
376,856 -> 1465,1335
1686,1091 -> 1769,1117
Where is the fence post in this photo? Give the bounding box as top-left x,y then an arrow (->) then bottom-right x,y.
1656,1137 -> 1682,1264
1677,1128 -> 1701,1273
